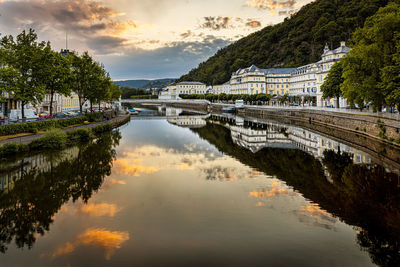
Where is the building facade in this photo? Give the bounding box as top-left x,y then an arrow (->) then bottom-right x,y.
290,41 -> 350,107
230,65 -> 266,95
264,68 -> 295,96
176,82 -> 207,95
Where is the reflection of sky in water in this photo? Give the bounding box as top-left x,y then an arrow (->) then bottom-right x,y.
1,120 -> 375,266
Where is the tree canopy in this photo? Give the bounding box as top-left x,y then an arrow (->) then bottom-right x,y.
341,2 -> 400,111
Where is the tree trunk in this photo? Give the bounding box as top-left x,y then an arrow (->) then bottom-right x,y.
21,101 -> 25,120
336,96 -> 340,109
50,90 -> 54,118
79,95 -> 83,114
90,101 -> 93,112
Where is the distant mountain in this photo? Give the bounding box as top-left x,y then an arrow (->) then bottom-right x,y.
179,0 -> 393,85
114,78 -> 176,89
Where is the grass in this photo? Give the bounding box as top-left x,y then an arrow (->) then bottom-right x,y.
0,132 -> 33,142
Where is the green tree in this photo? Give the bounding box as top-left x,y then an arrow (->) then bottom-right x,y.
0,29 -> 46,119
321,62 -> 344,108
341,2 -> 400,111
38,47 -> 71,117
69,52 -> 95,113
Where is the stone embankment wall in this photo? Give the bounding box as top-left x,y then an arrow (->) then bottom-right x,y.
165,101 -> 400,145
239,107 -> 400,144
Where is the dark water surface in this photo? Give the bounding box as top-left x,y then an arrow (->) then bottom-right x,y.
1,111 -> 400,266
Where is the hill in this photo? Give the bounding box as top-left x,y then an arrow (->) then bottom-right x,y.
114,78 -> 176,89
178,0 -> 395,85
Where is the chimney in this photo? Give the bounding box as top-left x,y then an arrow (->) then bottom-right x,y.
340,41 -> 346,47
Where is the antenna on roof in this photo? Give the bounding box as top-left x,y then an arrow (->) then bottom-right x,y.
66,31 -> 68,50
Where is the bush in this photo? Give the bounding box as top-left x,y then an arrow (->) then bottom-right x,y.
0,143 -> 28,158
91,124 -> 112,136
0,113 -> 104,136
29,129 -> 68,151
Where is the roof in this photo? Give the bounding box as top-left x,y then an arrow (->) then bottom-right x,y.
322,42 -> 350,56
232,65 -> 262,75
262,68 -> 296,74
176,81 -> 205,85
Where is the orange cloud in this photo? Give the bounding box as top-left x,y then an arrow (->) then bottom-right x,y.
79,203 -> 121,217
52,229 -> 130,260
114,158 -> 159,176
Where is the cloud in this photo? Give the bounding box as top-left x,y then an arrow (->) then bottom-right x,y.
51,228 -> 130,260
99,35 -> 231,79
245,20 -> 262,28
0,0 -> 137,54
200,16 -> 233,30
246,0 -> 297,10
78,203 -> 121,217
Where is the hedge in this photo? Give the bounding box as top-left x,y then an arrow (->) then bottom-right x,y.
0,120 -> 117,158
0,113 -> 103,136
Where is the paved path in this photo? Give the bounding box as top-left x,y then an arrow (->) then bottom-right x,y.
0,114 -> 130,145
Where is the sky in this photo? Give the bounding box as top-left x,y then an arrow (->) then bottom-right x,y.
0,0 -> 314,80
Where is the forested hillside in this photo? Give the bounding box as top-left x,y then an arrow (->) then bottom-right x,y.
179,0 -> 397,85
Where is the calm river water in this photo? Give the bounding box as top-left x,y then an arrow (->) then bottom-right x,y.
0,107 -> 400,266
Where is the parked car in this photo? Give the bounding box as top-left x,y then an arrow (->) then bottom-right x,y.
55,112 -> 68,118
39,113 -> 50,119
326,105 -> 334,108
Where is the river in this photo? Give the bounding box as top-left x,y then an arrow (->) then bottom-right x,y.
0,107 -> 399,266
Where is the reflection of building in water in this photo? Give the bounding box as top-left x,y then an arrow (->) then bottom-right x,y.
212,115 -> 371,165
168,117 -> 207,128
0,147 -> 79,193
230,125 -> 295,153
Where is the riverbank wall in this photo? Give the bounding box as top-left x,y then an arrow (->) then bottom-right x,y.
164,101 -> 400,145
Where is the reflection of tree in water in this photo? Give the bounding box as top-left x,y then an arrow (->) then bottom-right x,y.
192,122 -> 400,266
0,131 -> 121,253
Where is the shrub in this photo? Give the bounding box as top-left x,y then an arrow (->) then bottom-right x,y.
91,124 -> 112,136
0,143 -> 28,158
29,129 -> 68,151
0,114 -> 104,136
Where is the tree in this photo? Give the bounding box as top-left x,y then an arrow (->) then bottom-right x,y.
341,2 -> 400,111
0,29 -> 46,119
109,83 -> 122,101
38,47 -> 71,117
321,62 -> 344,108
70,52 -> 94,113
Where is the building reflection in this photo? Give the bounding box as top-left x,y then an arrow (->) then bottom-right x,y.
188,116 -> 400,267
210,114 -> 373,166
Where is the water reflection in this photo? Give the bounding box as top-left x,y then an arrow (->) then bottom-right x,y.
186,114 -> 400,266
0,110 -> 399,266
0,131 -> 121,253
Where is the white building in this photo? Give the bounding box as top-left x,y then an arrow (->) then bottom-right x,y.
212,81 -> 231,95
290,41 -> 350,107
176,81 -> 207,95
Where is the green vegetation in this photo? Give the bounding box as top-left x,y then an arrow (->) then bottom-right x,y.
0,113 -> 102,136
121,87 -> 151,99
0,29 -> 122,118
0,121 -> 115,158
321,62 -> 344,108
340,2 -> 400,112
179,0 -> 396,85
